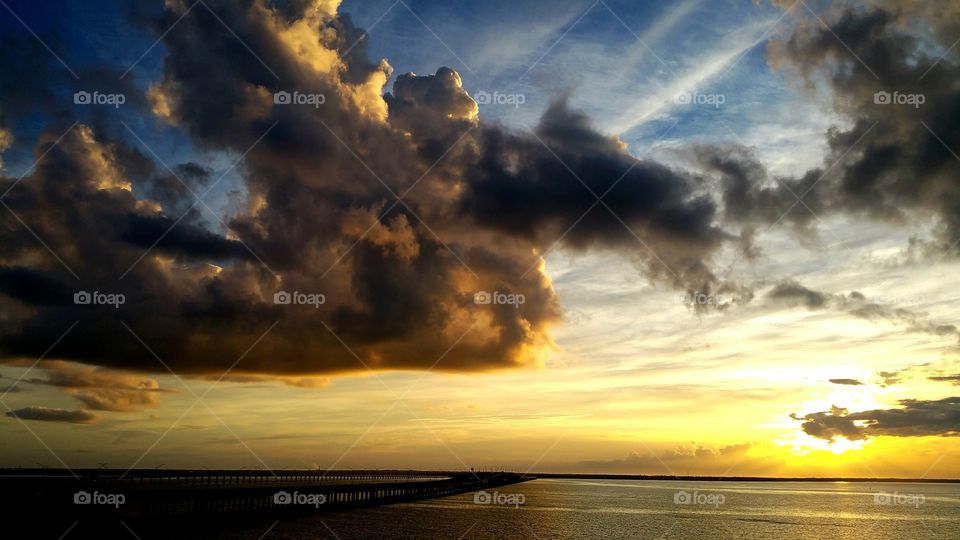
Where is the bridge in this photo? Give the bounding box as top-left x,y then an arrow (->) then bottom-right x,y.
0,469 -> 532,520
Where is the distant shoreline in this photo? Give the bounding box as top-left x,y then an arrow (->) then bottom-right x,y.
531,473 -> 960,483
1,468 -> 956,483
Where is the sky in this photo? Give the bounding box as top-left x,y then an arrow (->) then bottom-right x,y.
1,0 -> 959,478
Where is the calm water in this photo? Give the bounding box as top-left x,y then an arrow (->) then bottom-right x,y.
175,479 -> 960,539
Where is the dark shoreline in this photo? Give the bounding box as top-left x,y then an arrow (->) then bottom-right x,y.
3,468 -> 955,483
531,473 -> 960,483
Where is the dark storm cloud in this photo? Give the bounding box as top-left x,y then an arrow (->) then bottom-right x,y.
4,0 -> 957,380
701,0 -> 960,252
694,145 -> 818,234
140,162 -> 214,216
121,214 -> 254,259
0,0 -> 754,377
462,99 -> 728,253
5,406 -> 100,424
794,398 -> 960,440
384,62 -> 732,303
0,267 -> 77,306
459,99 -> 747,313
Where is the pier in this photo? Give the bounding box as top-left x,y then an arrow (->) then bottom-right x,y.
0,468 -> 532,520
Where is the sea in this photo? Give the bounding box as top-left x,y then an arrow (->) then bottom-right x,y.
170,479 -> 960,539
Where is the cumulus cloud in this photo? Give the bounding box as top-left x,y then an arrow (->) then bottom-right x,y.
2,0 -> 958,382
794,398 -> 960,441
0,0 -> 554,376
0,0 -> 751,379
384,67 -> 477,141
5,406 -> 100,424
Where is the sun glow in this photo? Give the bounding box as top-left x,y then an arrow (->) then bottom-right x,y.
777,430 -> 871,456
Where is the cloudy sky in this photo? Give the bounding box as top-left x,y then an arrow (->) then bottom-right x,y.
1,0 -> 959,478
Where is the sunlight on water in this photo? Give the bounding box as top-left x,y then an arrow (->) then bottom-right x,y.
177,479 -> 960,539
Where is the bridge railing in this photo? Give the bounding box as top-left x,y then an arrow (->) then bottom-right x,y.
0,470 -> 532,518
0,469 -> 461,490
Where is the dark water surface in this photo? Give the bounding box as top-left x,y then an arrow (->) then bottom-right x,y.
165,479 -> 960,539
